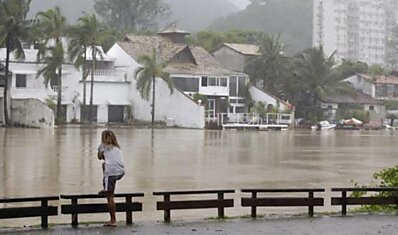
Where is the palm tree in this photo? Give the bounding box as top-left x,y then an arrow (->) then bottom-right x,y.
0,0 -> 33,125
81,14 -> 107,123
134,48 -> 173,126
293,46 -> 354,121
35,7 -> 67,123
68,16 -> 93,123
245,34 -> 287,95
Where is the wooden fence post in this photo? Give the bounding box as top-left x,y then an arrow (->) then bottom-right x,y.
342,191 -> 347,215
164,194 -> 170,222
71,198 -> 78,228
308,191 -> 314,217
126,196 -> 132,224
251,192 -> 257,218
41,199 -> 48,228
218,193 -> 224,218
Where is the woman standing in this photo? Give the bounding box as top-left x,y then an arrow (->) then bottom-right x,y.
97,130 -> 125,227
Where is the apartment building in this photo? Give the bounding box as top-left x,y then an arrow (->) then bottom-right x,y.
313,0 -> 398,66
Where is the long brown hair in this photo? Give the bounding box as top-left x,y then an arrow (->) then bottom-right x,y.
101,130 -> 120,148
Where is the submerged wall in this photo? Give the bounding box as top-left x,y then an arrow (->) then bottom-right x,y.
11,98 -> 54,128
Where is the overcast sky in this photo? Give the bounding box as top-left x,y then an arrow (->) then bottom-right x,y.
229,0 -> 251,9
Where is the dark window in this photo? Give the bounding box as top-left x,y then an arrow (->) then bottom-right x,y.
237,77 -> 247,97
369,106 -> 374,111
59,105 -> 67,122
16,74 -> 27,88
201,76 -> 208,87
108,105 -> 125,123
81,105 -> 98,122
172,77 -> 199,92
209,77 -> 217,86
327,105 -> 333,110
220,77 -> 228,87
229,76 -> 237,96
50,74 -> 59,87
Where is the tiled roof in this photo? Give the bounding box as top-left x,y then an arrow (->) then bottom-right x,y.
224,43 -> 260,56
119,35 -> 236,76
358,73 -> 398,85
158,23 -> 190,35
324,91 -> 381,105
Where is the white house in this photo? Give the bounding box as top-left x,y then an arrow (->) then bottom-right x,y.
108,25 -> 293,128
0,39 -> 206,128
0,44 -> 133,126
0,26 -> 292,129
212,43 -> 260,73
345,73 -> 398,101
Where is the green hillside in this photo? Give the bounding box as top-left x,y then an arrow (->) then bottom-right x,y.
209,0 -> 313,54
163,0 -> 238,32
28,0 -> 95,23
28,0 -> 238,32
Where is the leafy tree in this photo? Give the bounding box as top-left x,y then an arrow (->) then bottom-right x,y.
386,113 -> 398,126
190,30 -> 266,52
368,64 -> 390,77
334,59 -> 368,80
35,7 -> 67,123
94,0 -> 169,31
291,47 -> 354,122
245,34 -> 288,95
134,49 -> 173,126
0,0 -> 33,125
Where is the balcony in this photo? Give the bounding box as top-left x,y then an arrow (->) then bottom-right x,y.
93,69 -> 121,76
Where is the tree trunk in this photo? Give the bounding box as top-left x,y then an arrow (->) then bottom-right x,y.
151,76 -> 155,126
56,66 -> 63,123
89,46 -> 95,123
82,48 -> 87,122
3,37 -> 11,126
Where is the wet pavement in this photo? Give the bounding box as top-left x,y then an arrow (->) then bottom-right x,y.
1,215 -> 398,235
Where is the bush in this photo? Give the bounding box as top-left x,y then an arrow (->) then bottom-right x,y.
352,165 -> 398,211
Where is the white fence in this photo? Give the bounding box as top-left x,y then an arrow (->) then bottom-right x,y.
206,112 -> 294,127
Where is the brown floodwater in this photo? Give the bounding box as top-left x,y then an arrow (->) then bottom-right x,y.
0,127 -> 397,226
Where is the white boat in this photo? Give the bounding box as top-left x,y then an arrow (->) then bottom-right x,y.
311,121 -> 336,130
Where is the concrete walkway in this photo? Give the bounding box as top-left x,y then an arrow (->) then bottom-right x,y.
1,215 -> 397,235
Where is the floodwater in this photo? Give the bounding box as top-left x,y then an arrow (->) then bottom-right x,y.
0,128 -> 397,226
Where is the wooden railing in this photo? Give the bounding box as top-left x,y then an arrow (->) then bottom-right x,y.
241,188 -> 325,217
60,193 -> 144,227
331,187 -> 398,215
153,189 -> 235,222
1,187 -> 397,229
0,196 -> 59,228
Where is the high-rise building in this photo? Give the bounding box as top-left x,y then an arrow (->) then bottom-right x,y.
313,0 -> 398,66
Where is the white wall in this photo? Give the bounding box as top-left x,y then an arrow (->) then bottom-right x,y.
130,79 -> 205,128
11,98 -> 54,128
108,43 -> 205,128
249,85 -> 289,111
345,75 -> 375,98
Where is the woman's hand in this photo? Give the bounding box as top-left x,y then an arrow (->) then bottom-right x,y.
97,152 -> 105,160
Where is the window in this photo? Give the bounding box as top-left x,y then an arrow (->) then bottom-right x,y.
209,77 -> 217,86
220,77 -> 228,87
16,74 -> 27,88
369,106 -> 374,111
201,76 -> 208,87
